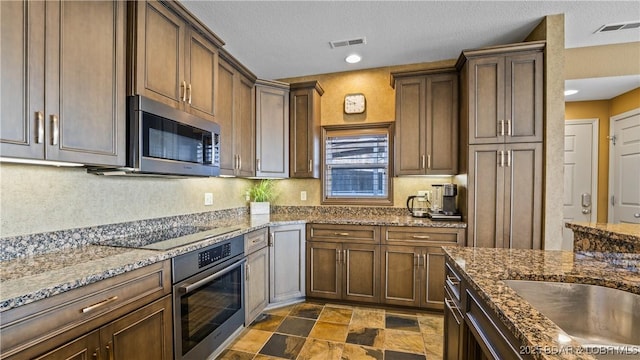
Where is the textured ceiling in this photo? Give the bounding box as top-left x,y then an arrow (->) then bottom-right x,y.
180,0 -> 640,100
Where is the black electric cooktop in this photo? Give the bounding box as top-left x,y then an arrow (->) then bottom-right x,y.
98,225 -> 241,251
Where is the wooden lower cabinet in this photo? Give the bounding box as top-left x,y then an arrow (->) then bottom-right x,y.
245,246 -> 269,324
32,295 -> 173,360
269,224 -> 306,304
381,245 -> 447,309
306,241 -> 379,303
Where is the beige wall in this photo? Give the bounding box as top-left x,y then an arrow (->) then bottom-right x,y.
526,15 -> 566,250
0,163 -> 252,237
565,42 -> 640,79
565,87 -> 640,223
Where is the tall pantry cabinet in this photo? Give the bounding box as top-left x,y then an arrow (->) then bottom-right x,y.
457,41 -> 545,250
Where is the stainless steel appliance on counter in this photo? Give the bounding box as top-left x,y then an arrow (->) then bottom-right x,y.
88,95 -> 220,177
172,235 -> 245,360
428,184 -> 462,221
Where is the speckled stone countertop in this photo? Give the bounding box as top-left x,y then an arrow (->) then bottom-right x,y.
443,247 -> 640,360
0,211 -> 464,312
567,222 -> 640,253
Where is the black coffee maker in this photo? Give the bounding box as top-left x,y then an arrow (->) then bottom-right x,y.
428,184 -> 461,220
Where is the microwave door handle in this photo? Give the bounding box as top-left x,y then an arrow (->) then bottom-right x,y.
179,258 -> 246,294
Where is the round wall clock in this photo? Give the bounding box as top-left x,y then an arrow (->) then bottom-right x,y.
344,93 -> 366,114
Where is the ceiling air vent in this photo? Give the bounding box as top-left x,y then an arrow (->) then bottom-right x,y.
329,37 -> 367,49
595,21 -> 640,33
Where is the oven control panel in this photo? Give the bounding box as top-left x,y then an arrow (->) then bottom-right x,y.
198,243 -> 231,268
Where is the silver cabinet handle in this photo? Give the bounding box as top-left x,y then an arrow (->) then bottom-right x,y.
412,235 -> 430,240
446,275 -> 460,286
414,254 -> 419,267
343,249 -> 346,263
82,296 -> 118,313
238,155 -> 242,170
333,232 -> 349,236
506,150 -> 511,167
445,298 -> 462,324
581,209 -> 591,214
269,232 -> 274,247
257,159 -> 261,172
499,120 -> 505,136
36,112 -> 44,144
51,115 -> 59,145
422,254 -> 426,268
506,119 -> 512,136
497,151 -> 503,167
421,155 -> 426,169
427,154 -> 431,169
187,83 -> 192,104
309,159 -> 313,171
634,213 -> 640,218
336,248 -> 341,263
181,81 -> 187,102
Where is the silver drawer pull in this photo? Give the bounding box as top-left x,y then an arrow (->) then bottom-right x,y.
36,111 -> 44,144
82,296 -> 118,313
446,275 -> 460,286
334,232 -> 349,236
412,235 -> 430,239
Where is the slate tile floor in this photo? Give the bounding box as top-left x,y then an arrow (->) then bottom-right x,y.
217,302 -> 444,360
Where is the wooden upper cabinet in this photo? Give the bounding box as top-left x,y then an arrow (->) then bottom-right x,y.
255,80 -> 290,178
393,71 -> 458,175
132,0 -> 222,122
216,52 -> 256,176
459,42 -> 544,145
289,81 -> 324,178
0,0 -> 126,166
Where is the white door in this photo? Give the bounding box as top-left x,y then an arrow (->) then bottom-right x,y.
564,120 -> 598,249
609,108 -> 640,224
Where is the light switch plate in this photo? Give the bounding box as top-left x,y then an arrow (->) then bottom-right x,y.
204,193 -> 214,206
300,191 -> 307,201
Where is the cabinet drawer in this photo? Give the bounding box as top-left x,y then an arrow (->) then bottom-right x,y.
245,227 -> 268,255
445,261 -> 462,304
383,226 -> 463,245
0,260 -> 171,358
307,224 -> 379,244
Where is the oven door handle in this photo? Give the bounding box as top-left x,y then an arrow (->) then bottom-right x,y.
179,258 -> 246,295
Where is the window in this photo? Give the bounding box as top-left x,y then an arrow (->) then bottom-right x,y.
322,123 -> 394,205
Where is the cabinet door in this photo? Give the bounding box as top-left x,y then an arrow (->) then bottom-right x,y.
256,84 -> 289,178
395,77 -> 426,175
380,245 -> 420,307
467,56 -> 504,145
269,225 -> 305,303
505,52 -> 543,143
421,246 -> 446,309
0,0 -> 45,160
426,73 -> 458,175
467,144 -> 504,248
100,295 -> 173,360
245,247 -> 269,325
290,87 -> 321,178
216,58 -> 236,175
134,0 -> 185,109
236,74 -> 256,177
306,241 -> 341,300
185,30 -> 218,121
503,143 -> 542,249
343,243 -> 379,303
45,0 -> 126,166
32,330 -> 100,360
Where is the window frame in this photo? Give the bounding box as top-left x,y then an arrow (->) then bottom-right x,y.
321,122 -> 394,206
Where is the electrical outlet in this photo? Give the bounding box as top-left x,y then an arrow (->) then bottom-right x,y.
204,193 -> 214,206
300,191 -> 307,201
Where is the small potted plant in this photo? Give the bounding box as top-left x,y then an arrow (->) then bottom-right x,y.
247,179 -> 276,215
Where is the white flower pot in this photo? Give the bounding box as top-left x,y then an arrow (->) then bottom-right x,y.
250,202 -> 270,215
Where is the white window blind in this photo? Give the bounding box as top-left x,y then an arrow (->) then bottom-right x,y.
324,131 -> 389,199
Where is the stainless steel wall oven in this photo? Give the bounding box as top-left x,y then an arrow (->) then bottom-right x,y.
172,235 -> 245,360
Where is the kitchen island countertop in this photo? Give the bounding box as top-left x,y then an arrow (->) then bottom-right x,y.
443,246 -> 640,360
0,213 -> 464,312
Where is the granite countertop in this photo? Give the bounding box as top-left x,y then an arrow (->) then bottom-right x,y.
566,222 -> 640,241
0,213 -> 464,312
443,246 -> 640,360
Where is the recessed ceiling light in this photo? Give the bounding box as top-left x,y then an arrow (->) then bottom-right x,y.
564,89 -> 579,96
345,54 -> 361,64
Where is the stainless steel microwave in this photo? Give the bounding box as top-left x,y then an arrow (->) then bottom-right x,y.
90,96 -> 220,177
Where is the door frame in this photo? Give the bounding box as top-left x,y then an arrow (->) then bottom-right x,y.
608,107 -> 640,222
565,119 -> 599,222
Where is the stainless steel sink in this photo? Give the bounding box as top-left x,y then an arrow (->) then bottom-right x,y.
504,280 -> 640,359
